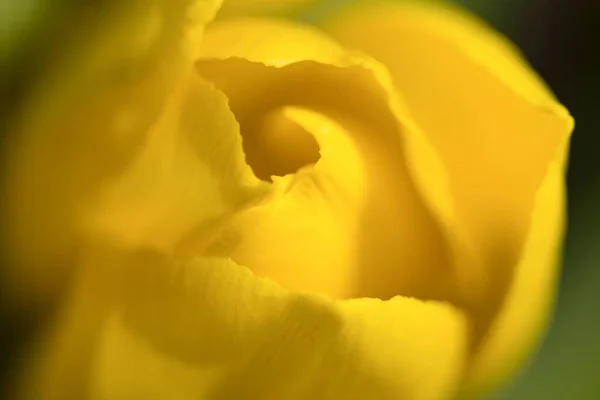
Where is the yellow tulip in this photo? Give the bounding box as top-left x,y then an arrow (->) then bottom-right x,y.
2,0 -> 573,399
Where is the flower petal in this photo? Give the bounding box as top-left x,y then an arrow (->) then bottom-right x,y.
320,0 -> 573,392
193,18 -> 462,302
461,144 -> 569,397
1,0 -> 224,304
17,245 -> 468,400
82,72 -> 268,253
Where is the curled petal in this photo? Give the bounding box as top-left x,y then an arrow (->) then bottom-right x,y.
194,18 -> 460,301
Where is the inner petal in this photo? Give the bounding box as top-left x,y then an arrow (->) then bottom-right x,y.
244,108 -> 321,181
194,58 -> 457,302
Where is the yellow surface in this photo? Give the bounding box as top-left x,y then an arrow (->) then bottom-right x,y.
6,1 -> 573,399
2,0 -> 224,305
321,0 -> 573,396
19,247 -> 467,399
195,19 -> 457,301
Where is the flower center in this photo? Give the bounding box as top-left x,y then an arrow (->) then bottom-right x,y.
242,108 -> 321,181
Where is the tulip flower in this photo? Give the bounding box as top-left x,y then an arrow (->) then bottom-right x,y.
2,1 -> 573,399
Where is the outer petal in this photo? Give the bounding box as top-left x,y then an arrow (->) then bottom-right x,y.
460,143 -> 570,398
194,18 -> 461,302
17,244 -> 467,400
1,0 -> 224,305
320,0 -> 573,394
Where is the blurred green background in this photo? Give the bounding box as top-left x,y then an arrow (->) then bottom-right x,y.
2,0 -> 598,399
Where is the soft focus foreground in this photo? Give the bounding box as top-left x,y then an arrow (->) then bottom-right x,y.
0,1 -> 574,400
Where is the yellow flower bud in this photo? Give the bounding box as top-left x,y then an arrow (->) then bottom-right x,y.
3,1 -> 572,400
